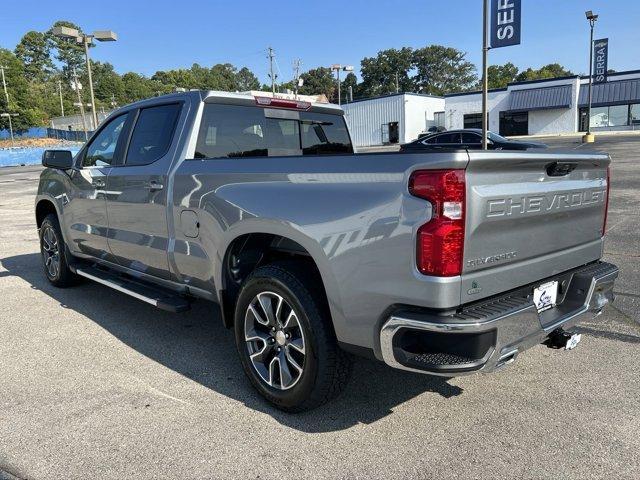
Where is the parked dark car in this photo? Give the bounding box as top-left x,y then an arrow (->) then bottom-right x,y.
401,129 -> 547,152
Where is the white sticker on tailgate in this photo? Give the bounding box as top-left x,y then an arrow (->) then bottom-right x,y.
534,281 -> 558,313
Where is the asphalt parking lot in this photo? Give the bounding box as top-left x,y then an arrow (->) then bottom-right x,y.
1,134 -> 639,479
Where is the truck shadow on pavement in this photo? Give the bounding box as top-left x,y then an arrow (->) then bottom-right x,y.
1,253 -> 463,433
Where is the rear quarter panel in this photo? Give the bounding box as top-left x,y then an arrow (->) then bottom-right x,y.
171,151 -> 469,351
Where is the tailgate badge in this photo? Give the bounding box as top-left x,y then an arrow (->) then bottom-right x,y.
467,281 -> 483,295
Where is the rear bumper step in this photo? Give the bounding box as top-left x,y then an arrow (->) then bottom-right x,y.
379,261 -> 618,376
71,265 -> 191,313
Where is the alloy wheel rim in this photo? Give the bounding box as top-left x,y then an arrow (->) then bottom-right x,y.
244,291 -> 306,390
41,226 -> 60,278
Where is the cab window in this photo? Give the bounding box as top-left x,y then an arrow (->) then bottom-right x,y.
125,103 -> 182,166
83,114 -> 128,167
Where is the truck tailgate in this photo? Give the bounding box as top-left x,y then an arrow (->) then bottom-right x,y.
460,150 -> 610,304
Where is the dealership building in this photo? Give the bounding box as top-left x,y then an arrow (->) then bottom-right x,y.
342,69 -> 640,147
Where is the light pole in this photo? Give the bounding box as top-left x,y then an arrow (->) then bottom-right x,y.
331,64 -> 353,105
583,10 -> 598,143
481,0 -> 489,150
52,26 -> 117,131
1,113 -> 19,147
57,79 -> 65,116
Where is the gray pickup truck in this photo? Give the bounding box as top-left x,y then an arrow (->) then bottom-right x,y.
36,90 -> 618,411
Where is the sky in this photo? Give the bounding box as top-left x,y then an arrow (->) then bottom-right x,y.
1,0 -> 639,84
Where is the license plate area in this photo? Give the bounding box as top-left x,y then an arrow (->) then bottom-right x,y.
533,280 -> 558,313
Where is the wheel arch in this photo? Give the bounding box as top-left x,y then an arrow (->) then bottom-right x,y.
216,227 -> 344,334
35,197 -> 60,229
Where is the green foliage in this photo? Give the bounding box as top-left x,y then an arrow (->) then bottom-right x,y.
514,63 -> 574,82
412,45 -> 477,96
342,72 -> 359,101
236,67 -> 260,91
360,47 -> 414,97
486,62 -> 519,89
299,67 -> 336,100
15,31 -> 54,82
358,45 -> 478,97
0,48 -> 33,129
48,20 -> 86,80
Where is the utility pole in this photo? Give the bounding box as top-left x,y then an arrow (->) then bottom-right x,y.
481,0 -> 489,150
395,71 -> 399,93
58,80 -> 65,116
349,85 -> 353,103
0,66 -> 9,107
293,59 -> 301,99
267,47 -> 276,95
72,67 -> 89,141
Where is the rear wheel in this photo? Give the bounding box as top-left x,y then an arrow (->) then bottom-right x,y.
234,262 -> 352,412
39,214 -> 76,288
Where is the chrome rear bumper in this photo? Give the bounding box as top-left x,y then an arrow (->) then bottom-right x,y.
380,261 -> 618,376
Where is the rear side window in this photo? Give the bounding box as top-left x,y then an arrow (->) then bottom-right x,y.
125,103 -> 182,166
194,104 -> 352,159
435,133 -> 461,144
461,132 -> 481,144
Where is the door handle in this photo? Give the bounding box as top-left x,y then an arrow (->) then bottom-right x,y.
92,179 -> 106,188
146,181 -> 164,192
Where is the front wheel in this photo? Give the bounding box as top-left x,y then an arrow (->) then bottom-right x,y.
39,213 -> 76,288
234,262 -> 352,412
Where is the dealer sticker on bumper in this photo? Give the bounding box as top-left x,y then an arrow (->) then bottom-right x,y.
534,280 -> 558,313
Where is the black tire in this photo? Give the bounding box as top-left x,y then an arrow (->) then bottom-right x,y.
39,213 -> 76,288
234,261 -> 352,412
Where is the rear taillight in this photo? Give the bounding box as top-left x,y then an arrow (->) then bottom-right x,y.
409,170 -> 465,277
602,166 -> 610,235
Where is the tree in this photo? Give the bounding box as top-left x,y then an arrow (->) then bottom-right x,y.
236,67 -> 260,91
412,45 -> 477,95
91,61 -> 125,107
359,47 -> 414,97
14,31 -> 54,82
342,72 -> 359,101
0,48 -> 42,129
48,20 -> 87,80
299,67 -> 336,100
486,62 -> 519,89
514,63 -> 573,82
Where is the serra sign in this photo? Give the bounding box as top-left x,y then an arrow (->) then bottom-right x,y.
593,38 -> 609,84
490,0 -> 522,48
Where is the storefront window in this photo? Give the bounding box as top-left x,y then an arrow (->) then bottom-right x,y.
608,105 -> 629,127
589,106 -> 609,128
631,104 -> 640,125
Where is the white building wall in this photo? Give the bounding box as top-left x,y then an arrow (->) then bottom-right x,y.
342,95 -> 404,147
342,94 -> 445,147
402,95 -> 446,142
445,77 -> 581,135
444,90 -> 509,132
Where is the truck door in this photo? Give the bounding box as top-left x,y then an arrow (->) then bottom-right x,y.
105,102 -> 183,280
63,112 -> 130,260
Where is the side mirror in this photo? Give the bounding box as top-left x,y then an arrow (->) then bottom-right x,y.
42,150 -> 74,169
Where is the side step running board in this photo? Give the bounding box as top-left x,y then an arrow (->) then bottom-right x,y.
72,265 -> 191,313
